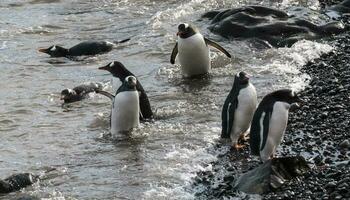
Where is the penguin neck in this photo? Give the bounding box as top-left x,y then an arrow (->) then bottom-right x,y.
179,31 -> 197,39
117,84 -> 137,93
63,48 -> 71,56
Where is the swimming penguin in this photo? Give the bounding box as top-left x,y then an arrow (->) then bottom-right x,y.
250,89 -> 303,162
98,61 -> 153,119
0,173 -> 38,194
111,76 -> 140,135
170,23 -> 231,77
38,38 -> 130,57
60,82 -> 103,103
221,71 -> 257,149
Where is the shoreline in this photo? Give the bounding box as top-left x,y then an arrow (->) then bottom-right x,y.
192,1 -> 350,199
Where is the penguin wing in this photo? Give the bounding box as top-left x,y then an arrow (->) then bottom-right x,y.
250,108 -> 272,155
170,42 -> 178,64
96,90 -> 115,100
136,82 -> 153,119
260,110 -> 272,152
221,99 -> 238,138
204,38 -> 231,58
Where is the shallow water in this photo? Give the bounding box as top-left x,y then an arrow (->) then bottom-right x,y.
0,0 -> 333,199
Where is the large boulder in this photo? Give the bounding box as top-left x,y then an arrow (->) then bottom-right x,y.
234,156 -> 310,194
203,6 -> 346,47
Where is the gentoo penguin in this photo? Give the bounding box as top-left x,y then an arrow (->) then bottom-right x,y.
38,38 -> 130,57
250,89 -> 303,162
98,61 -> 153,120
221,71 -> 257,148
111,76 -> 140,135
170,23 -> 231,77
0,173 -> 38,193
60,82 -> 103,103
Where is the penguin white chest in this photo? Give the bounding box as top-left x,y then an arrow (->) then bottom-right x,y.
260,101 -> 290,161
177,33 -> 210,77
232,84 -> 257,137
268,102 -> 290,144
111,91 -> 140,135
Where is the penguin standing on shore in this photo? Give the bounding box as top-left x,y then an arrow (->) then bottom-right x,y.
221,71 -> 257,149
170,23 -> 231,77
98,61 -> 153,120
250,89 -> 303,162
111,76 -> 140,135
38,39 -> 129,58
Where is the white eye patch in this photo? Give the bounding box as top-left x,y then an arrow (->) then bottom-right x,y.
184,23 -> 189,29
109,61 -> 115,67
51,46 -> 56,51
67,88 -> 74,94
291,90 -> 296,97
50,46 -> 56,51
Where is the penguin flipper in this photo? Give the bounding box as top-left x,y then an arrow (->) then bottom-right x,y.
113,38 -> 131,44
221,100 -> 237,139
260,110 -> 272,152
170,42 -> 178,64
250,109 -> 272,155
96,90 -> 115,100
204,38 -> 231,58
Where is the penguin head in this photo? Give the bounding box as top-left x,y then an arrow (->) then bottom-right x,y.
60,88 -> 77,101
124,76 -> 137,89
272,89 -> 304,107
38,45 -> 68,57
177,23 -> 198,38
235,71 -> 250,85
98,61 -> 130,80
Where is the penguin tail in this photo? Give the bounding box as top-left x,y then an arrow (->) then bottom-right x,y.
114,38 -> 131,44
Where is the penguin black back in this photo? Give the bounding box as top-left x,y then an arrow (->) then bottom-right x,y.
60,82 -> 102,103
98,61 -> 153,119
221,71 -> 250,138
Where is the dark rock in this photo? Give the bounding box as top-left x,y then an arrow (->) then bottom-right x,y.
203,6 -> 346,47
235,156 -> 309,194
339,139 -> 350,149
0,173 -> 38,194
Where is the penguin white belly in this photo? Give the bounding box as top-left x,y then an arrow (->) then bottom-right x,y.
178,33 -> 210,77
260,102 -> 290,161
231,84 -> 257,143
111,91 -> 140,135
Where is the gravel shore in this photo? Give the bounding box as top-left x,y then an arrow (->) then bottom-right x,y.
192,1 -> 350,199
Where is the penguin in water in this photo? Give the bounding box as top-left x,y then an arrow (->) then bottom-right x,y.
38,38 -> 130,58
60,82 -> 103,103
98,61 -> 153,120
170,23 -> 231,77
250,89 -> 303,162
221,71 -> 257,148
111,76 -> 140,135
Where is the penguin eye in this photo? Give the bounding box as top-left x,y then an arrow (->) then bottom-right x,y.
50,46 -> 56,51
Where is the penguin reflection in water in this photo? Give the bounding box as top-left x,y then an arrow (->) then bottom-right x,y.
250,89 -> 303,162
170,23 -> 231,77
110,76 -> 140,135
221,72 -> 257,149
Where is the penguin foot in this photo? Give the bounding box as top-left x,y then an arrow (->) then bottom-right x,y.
239,133 -> 249,142
233,144 -> 246,149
